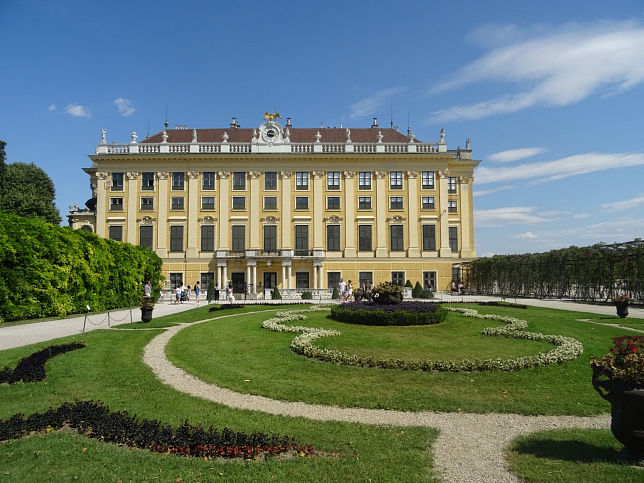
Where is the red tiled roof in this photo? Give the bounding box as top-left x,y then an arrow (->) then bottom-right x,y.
141,127 -> 421,144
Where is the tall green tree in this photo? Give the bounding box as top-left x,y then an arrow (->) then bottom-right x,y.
0,140 -> 6,194
1,162 -> 61,224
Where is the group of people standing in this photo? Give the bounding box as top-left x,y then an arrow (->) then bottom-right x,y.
338,278 -> 354,302
174,282 -> 201,304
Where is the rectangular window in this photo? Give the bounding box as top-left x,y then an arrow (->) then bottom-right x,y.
391,271 -> 405,286
111,172 -> 124,191
390,171 -> 403,189
421,196 -> 435,210
422,225 -> 436,251
295,225 -> 309,255
172,172 -> 185,190
449,226 -> 458,252
201,196 -> 215,210
110,197 -> 123,211
141,172 -> 155,190
201,225 -> 215,252
448,177 -> 458,194
171,196 -> 184,210
170,226 -> 184,252
296,172 -> 309,190
326,225 -> 340,251
359,272 -> 373,289
359,172 -> 371,190
327,272 -> 341,290
423,271 -> 436,291
264,196 -> 277,210
231,225 -> 245,251
232,196 -> 246,210
264,172 -> 278,190
390,196 -> 403,210
202,172 -> 215,190
170,273 -> 183,290
358,196 -> 372,210
295,196 -> 309,210
200,272 -> 215,291
263,225 -> 277,252
327,172 -> 340,190
108,225 -> 123,241
296,272 -> 309,289
422,171 -> 435,189
390,225 -> 404,251
140,197 -> 154,210
233,172 -> 246,190
448,200 -> 458,213
326,196 -> 340,210
139,226 -> 153,250
358,225 -> 372,251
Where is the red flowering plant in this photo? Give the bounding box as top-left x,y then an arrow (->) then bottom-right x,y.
612,294 -> 630,304
590,336 -> 644,387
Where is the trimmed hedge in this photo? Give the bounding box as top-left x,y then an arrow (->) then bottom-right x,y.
301,291 -> 313,300
330,301 -> 447,326
0,400 -> 314,459
0,343 -> 85,383
0,212 -> 163,321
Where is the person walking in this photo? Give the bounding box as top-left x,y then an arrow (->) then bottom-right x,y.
144,281 -> 151,297
214,283 -> 219,301
339,278 -> 346,302
194,281 -> 200,305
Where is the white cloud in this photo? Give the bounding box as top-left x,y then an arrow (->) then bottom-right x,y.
515,231 -> 538,239
48,104 -> 57,112
573,213 -> 590,220
65,103 -> 91,118
474,206 -> 552,227
602,193 -> 644,211
349,87 -> 405,119
475,152 -> 644,185
488,147 -> 546,163
114,98 -> 136,117
473,185 -> 514,197
429,21 -> 644,121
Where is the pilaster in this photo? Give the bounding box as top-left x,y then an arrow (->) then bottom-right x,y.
95,172 -> 108,237
126,172 -> 138,244
218,172 -> 230,249
406,171 -> 420,257
375,171 -> 388,257
280,172 -> 292,249
459,176 -> 474,257
249,171 -> 261,249
438,169 -> 451,257
156,172 -> 169,258
186,171 -> 199,258
312,171 -> 324,250
343,171 -> 356,257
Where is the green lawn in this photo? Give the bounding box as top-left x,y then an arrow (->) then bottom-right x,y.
0,323 -> 436,482
167,304 -> 643,415
506,428 -> 644,482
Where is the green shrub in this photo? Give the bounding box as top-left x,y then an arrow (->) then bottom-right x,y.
206,280 -> 217,303
331,286 -> 339,299
419,289 -> 434,299
371,282 -> 403,304
272,287 -> 282,300
405,279 -> 413,288
330,301 -> 446,326
301,291 -> 313,300
412,281 -> 423,298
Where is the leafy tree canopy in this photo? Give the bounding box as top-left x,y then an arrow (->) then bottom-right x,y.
0,140 -> 6,192
1,161 -> 61,224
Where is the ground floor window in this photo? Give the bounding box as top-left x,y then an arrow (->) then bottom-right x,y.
263,272 -> 277,290
358,272 -> 373,290
231,273 -> 245,293
327,271 -> 341,290
296,272 -> 309,289
200,272 -> 214,290
391,271 -> 405,286
423,271 -> 436,291
452,266 -> 462,283
170,272 -> 183,289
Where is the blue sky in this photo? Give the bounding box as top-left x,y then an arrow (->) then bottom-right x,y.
2,0 -> 644,256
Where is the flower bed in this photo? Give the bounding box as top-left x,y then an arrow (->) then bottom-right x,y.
0,343 -> 85,384
330,301 -> 447,326
0,400 -> 314,460
261,306 -> 583,372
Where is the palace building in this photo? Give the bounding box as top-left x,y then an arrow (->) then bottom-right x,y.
68,115 -> 479,297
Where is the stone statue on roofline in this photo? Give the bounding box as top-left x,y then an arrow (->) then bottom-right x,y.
466,137 -> 471,150
100,128 -> 106,144
439,128 -> 445,143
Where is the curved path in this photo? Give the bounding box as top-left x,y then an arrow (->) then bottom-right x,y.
143,312 -> 610,483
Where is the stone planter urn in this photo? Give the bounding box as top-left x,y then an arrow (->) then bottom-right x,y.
615,301 -> 629,318
140,306 -> 154,323
592,367 -> 644,464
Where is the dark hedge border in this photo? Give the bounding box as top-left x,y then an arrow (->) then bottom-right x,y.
330,302 -> 447,326
0,401 -> 314,459
0,343 -> 85,384
477,301 -> 528,309
207,301 -> 317,312
208,304 -> 246,312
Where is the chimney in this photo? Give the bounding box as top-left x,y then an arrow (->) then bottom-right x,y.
286,117 -> 292,127
230,117 -> 239,129
371,117 -> 378,128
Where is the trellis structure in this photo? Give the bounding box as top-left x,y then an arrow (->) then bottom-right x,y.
458,239 -> 644,303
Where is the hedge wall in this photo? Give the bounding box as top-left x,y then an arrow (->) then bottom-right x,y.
0,212 -> 163,321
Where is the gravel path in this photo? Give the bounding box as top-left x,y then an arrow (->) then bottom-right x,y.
143,313 -> 610,482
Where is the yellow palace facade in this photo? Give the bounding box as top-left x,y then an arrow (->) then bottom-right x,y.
68,115 -> 479,297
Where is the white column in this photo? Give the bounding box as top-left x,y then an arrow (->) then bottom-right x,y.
249,171 -> 261,249
126,172 -> 138,244
281,265 -> 286,288
407,171 -> 420,257
246,265 -> 251,293
375,171 -> 388,257
156,172 -> 169,258
252,265 -> 257,294
319,265 -> 324,289
460,176 -> 473,257
438,170 -> 451,257
313,266 -> 318,289
217,266 -> 222,288
95,172 -> 108,237
280,172 -> 292,249
218,172 -> 230,249
287,265 -> 292,289
343,171 -> 356,257
223,265 -> 228,286
186,171 -> 199,258
312,171 -> 324,249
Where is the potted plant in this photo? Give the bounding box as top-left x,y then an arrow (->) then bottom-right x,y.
613,294 -> 630,318
140,296 -> 155,323
591,336 -> 644,462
